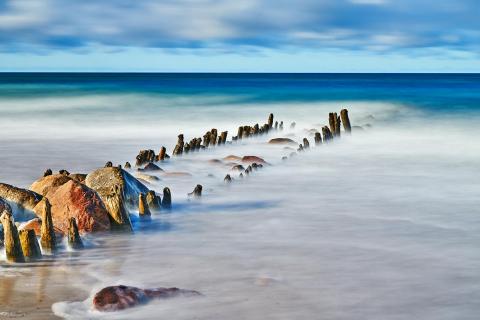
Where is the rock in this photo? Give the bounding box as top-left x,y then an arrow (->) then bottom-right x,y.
135,173 -> 160,183
135,149 -> 156,167
268,138 -> 297,145
43,169 -> 53,177
353,125 -> 364,131
224,174 -> 232,183
68,173 -> 87,183
242,156 -> 267,164
93,285 -> 200,312
162,172 -> 192,177
0,197 -> 12,215
85,167 -> 149,231
43,180 -> 111,234
223,155 -> 242,161
0,183 -> 42,220
30,174 -> 72,197
124,162 -> 132,169
141,163 -> 163,172
208,159 -> 222,164
105,161 -> 113,168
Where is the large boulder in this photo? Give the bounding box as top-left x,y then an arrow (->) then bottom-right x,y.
0,183 -> 42,221
44,180 -> 110,234
85,167 -> 149,231
30,174 -> 72,196
241,156 -> 267,164
93,285 -> 200,312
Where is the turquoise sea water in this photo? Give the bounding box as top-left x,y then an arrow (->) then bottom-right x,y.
0,73 -> 479,319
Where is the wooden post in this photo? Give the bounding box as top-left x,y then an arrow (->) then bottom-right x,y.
335,114 -> 341,137
340,109 -> 352,133
39,198 -> 57,254
19,229 -> 42,260
298,144 -> 304,152
104,185 -> 133,232
158,147 -> 166,161
124,162 -> 131,169
314,132 -> 322,145
146,190 -> 161,211
279,121 -> 284,130
237,127 -> 243,140
303,138 -> 310,149
274,121 -> 278,130
329,113 -> 336,136
322,126 -> 333,142
268,113 -> 274,129
220,131 -> 228,145
210,129 -> 218,146
290,122 -> 296,129
173,134 -> 184,156
67,217 -> 84,250
224,174 -> 232,183
139,193 -> 151,217
0,211 -> 25,263
162,187 -> 172,209
191,184 -> 202,197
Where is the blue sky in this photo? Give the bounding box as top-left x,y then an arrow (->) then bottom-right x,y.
0,0 -> 478,72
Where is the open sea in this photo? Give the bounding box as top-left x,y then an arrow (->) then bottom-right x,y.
0,73 -> 479,319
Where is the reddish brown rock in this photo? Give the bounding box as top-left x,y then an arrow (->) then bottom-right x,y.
30,174 -> 72,196
93,285 -> 200,312
223,155 -> 242,161
68,173 -> 87,183
242,156 -> 267,164
45,180 -> 111,234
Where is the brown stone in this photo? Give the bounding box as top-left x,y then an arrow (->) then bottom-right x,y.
242,156 -> 267,164
92,285 -> 200,312
30,174 -> 72,196
268,138 -> 297,145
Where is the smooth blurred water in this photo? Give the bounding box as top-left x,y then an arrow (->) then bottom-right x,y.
0,73 -> 479,319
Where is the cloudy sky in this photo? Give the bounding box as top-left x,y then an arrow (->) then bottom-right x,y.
0,0 -> 478,72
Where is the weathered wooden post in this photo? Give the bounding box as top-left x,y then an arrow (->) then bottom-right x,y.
138,193 -> 151,217
146,190 -> 161,211
39,198 -> 57,254
314,132 -> 322,145
162,187 -> 172,209
322,126 -> 333,142
67,217 -> 83,250
0,211 -> 25,263
268,113 -> 274,129
124,162 -> 132,169
274,121 -> 278,130
335,113 -> 341,137
303,138 -> 310,149
237,126 -> 244,140
220,131 -> 228,144
19,229 -> 42,260
158,147 -> 166,161
329,113 -> 336,136
210,129 -> 218,146
279,121 -> 284,130
290,122 -> 296,129
298,144 -> 304,152
104,185 -> 133,232
105,161 -> 113,168
340,109 -> 352,133
224,174 -> 232,183
190,184 -> 202,197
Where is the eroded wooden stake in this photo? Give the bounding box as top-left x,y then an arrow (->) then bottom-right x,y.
39,198 -> 57,254
67,217 -> 84,249
0,211 -> 24,263
139,193 -> 151,217
162,187 -> 172,209
19,229 -> 42,260
340,109 -> 352,133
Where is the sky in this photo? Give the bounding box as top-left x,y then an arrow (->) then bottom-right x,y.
0,0 -> 479,72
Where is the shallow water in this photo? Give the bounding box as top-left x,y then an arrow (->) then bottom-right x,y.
0,74 -> 479,319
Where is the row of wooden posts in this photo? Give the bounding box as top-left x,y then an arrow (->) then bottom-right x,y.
135,113 -> 284,167
0,198 -> 82,263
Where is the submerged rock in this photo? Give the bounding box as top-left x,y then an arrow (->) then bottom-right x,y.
0,183 -> 42,221
268,138 -> 297,145
242,156 -> 267,165
141,163 -> 163,172
92,285 -> 200,312
223,155 -> 242,161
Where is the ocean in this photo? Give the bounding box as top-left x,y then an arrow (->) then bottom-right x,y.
0,73 -> 479,319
